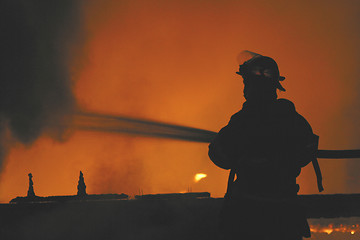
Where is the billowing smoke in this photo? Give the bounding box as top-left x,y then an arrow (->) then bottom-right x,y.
0,1 -> 83,169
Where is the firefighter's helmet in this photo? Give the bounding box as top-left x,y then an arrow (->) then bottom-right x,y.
236,51 -> 286,91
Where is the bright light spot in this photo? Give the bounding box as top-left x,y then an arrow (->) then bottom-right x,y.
351,231 -> 355,235
194,173 -> 207,182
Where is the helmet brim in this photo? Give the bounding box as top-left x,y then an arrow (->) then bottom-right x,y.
236,72 -> 286,91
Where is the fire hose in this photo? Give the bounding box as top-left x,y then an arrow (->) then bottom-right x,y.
72,111 -> 360,192
73,111 -> 360,159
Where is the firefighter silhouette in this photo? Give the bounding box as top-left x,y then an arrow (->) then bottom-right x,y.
209,51 -> 320,240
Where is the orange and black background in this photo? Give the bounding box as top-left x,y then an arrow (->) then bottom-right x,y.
0,0 -> 359,203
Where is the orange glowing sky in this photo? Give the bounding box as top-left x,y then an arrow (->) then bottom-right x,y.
1,0 -> 359,202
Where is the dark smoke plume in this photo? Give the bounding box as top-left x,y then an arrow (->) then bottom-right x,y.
0,1 -> 83,168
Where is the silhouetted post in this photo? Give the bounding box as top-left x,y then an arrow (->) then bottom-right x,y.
77,171 -> 87,197
27,173 -> 35,197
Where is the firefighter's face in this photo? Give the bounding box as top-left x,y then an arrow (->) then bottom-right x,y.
243,75 -> 276,101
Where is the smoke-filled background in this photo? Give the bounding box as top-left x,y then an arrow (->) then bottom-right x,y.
0,0 -> 83,200
0,0 -> 359,202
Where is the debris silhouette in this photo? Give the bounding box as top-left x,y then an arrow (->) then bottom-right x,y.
77,171 -> 87,197
27,173 -> 35,198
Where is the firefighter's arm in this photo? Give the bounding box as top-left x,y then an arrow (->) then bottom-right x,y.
296,133 -> 319,168
208,142 -> 232,170
208,124 -> 237,170
208,114 -> 246,170
294,113 -> 323,191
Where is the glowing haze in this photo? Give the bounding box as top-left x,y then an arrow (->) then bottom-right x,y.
0,0 -> 359,202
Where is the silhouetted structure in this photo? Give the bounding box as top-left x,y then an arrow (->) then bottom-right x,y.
135,192 -> 210,200
77,171 -> 87,197
209,51 -> 321,240
11,171 -> 128,203
27,173 -> 35,197
10,193 -> 129,203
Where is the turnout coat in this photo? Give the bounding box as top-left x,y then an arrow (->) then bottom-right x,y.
209,98 -> 317,239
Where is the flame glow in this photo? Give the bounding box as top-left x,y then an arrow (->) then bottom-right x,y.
310,224 -> 360,235
194,173 -> 207,182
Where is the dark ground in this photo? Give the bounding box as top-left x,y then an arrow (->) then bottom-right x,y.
1,194 -> 360,240
0,198 -> 221,240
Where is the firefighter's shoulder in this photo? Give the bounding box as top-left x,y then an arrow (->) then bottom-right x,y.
276,98 -> 296,112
